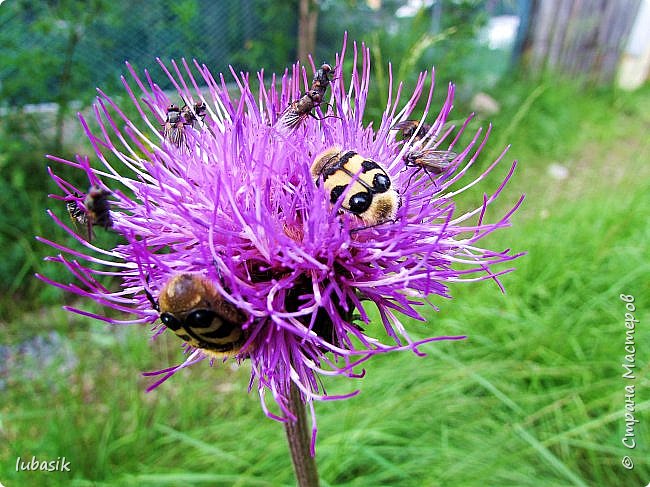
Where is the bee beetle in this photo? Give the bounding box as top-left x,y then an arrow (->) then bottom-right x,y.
311,146 -> 400,226
147,273 -> 250,357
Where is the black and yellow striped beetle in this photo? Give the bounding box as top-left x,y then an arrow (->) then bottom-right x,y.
147,273 -> 250,357
310,146 -> 400,226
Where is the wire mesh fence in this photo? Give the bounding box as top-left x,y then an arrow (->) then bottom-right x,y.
1,0 -> 303,104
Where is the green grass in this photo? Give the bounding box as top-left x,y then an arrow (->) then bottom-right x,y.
2,79 -> 649,486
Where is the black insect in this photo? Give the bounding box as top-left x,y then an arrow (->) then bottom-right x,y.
66,193 -> 91,241
180,100 -> 207,129
311,63 -> 333,98
392,120 -> 432,141
402,148 -> 457,190
84,185 -> 113,231
162,101 -> 212,147
278,63 -> 336,130
66,186 -> 112,241
162,104 -> 186,146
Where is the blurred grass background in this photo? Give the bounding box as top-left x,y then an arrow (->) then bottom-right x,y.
2,1 -> 649,486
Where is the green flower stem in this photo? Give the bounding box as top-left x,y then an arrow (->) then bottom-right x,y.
284,382 -> 320,487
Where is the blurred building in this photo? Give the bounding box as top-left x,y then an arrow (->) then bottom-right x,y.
617,0 -> 650,89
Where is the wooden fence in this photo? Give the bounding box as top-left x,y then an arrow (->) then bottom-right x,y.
523,0 -> 642,83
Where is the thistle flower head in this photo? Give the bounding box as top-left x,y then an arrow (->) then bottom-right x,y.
38,36 -> 523,449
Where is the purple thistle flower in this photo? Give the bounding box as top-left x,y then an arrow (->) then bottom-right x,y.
37,36 -> 523,451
